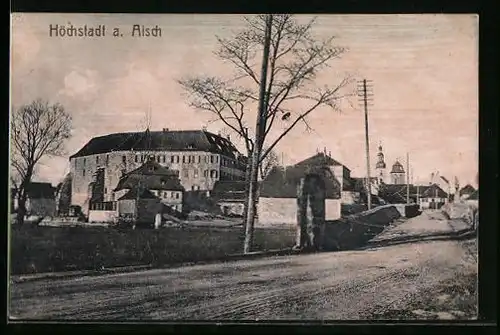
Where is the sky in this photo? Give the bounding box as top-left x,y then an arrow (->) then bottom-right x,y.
10,13 -> 478,188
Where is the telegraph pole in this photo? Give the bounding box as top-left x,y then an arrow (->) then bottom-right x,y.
244,14 -> 272,254
406,152 -> 410,204
358,79 -> 373,210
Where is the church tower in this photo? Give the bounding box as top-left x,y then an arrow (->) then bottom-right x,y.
390,159 -> 406,184
375,143 -> 387,184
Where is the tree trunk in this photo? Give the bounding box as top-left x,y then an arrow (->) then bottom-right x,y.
16,195 -> 27,226
241,155 -> 252,232
243,14 -> 272,254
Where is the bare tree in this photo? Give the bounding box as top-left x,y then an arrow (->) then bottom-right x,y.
259,148 -> 280,180
10,99 -> 72,225
178,15 -> 353,247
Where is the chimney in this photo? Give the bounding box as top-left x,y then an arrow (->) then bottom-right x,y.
163,128 -> 169,132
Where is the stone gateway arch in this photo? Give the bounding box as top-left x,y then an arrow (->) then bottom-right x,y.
295,173 -> 327,251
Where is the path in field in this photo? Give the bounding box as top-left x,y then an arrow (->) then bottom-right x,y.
10,211 -> 476,320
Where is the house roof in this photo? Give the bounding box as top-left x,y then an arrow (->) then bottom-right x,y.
212,180 -> 247,201
294,152 -> 346,169
69,129 -> 245,160
459,184 -> 476,196
379,183 -> 448,204
467,189 -> 478,200
114,160 -> 184,192
259,165 -> 341,199
117,187 -> 158,200
23,182 -> 56,199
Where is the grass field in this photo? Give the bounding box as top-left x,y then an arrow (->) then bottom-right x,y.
10,225 -> 296,275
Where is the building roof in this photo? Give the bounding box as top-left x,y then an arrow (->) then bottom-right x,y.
459,184 -> 476,196
260,165 -> 341,199
117,187 -> 158,200
114,160 -> 184,192
69,129 -> 245,160
379,183 -> 448,204
22,182 -> 56,199
294,152 -> 346,169
467,189 -> 478,200
212,181 -> 247,202
390,161 -> 405,174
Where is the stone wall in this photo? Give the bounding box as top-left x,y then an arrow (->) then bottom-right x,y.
323,205 -> 401,251
88,210 -> 118,223
256,197 -> 341,226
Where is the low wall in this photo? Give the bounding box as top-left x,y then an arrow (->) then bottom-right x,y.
323,205 -> 402,251
257,197 -> 341,226
88,210 -> 118,223
442,202 -> 478,227
257,198 -> 297,226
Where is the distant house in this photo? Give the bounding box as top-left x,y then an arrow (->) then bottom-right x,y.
258,158 -> 342,225
211,180 -> 246,216
116,187 -> 162,224
113,159 -> 184,212
11,182 -> 57,217
418,184 -> 449,209
459,184 -> 476,200
379,183 -> 448,209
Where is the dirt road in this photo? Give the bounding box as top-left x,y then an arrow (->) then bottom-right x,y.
9,211 -> 477,320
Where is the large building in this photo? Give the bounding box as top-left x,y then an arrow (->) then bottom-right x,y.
69,129 -> 247,215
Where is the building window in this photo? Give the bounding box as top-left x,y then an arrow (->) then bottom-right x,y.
82,169 -> 85,177
194,169 -> 199,178
171,191 -> 174,198
163,192 -> 167,198
182,156 -> 186,163
171,155 -> 175,163
83,158 -> 86,166
176,193 -> 180,199
204,169 -> 209,177
104,187 -> 107,194
215,155 -> 219,163
135,155 -> 138,163
162,155 -> 166,163
210,170 -> 218,178
210,155 -> 214,164
122,155 -> 126,164
96,156 -> 99,164
205,156 -> 210,163
183,170 -> 189,178
106,154 -> 110,166
197,156 -> 201,163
